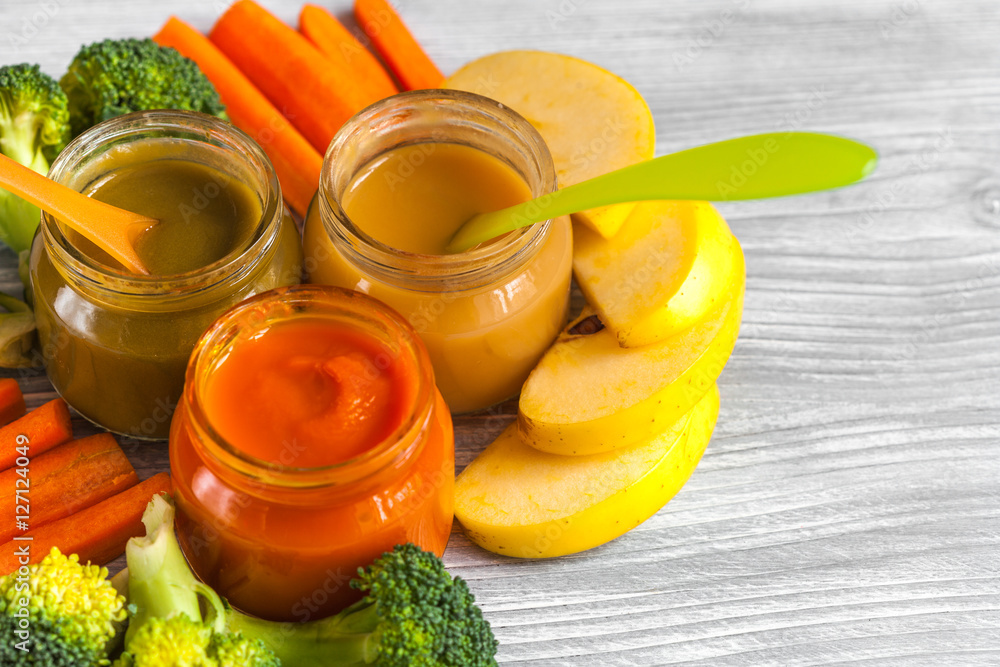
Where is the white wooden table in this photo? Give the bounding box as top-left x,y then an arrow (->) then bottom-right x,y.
2,0 -> 999,664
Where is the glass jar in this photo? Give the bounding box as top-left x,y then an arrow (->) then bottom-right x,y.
29,110 -> 303,439
303,90 -> 573,413
169,285 -> 454,621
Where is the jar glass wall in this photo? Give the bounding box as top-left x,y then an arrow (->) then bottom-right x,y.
29,110 -> 303,439
303,90 -> 573,413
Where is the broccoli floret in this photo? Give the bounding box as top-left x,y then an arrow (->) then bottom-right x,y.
60,38 -> 226,138
114,615 -> 279,667
124,495 -> 499,667
230,542 -> 501,666
115,616 -> 215,667
209,627 -> 281,667
116,494 -> 280,667
0,548 -> 128,666
0,63 -> 70,253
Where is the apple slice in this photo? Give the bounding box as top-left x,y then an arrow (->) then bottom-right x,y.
518,240 -> 743,455
455,384 -> 719,559
574,200 -> 737,347
443,50 -> 655,239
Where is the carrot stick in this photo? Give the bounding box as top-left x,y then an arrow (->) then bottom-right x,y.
353,0 -> 444,91
210,0 -> 383,154
154,17 -> 323,217
299,4 -> 398,100
0,379 -> 26,428
0,433 -> 137,543
0,398 -> 72,471
0,472 -> 171,573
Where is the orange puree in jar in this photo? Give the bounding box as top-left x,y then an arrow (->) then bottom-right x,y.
169,286 -> 454,621
202,319 -> 417,467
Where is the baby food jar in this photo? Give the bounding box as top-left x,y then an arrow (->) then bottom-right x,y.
169,285 -> 454,621
29,110 -> 303,439
303,90 -> 573,413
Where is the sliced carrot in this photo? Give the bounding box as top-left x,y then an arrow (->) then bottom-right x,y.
0,379 -> 26,428
353,0 -> 444,91
299,4 -> 398,101
0,472 -> 172,573
0,398 -> 72,471
154,16 -> 323,217
210,0 -> 383,154
0,433 -> 137,543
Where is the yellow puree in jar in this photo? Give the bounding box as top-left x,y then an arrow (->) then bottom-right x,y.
304,142 -> 573,413
341,143 -> 532,254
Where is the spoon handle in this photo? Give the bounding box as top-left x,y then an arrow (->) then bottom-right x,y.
0,153 -> 154,274
446,132 -> 877,252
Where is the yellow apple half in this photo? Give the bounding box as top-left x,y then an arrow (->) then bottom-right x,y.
574,200 -> 737,347
443,50 -> 655,239
455,384 -> 719,559
518,241 -> 743,455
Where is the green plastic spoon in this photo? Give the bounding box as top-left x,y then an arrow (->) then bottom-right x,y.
445,132 -> 877,253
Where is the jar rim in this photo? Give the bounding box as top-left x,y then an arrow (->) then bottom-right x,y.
41,109 -> 283,296
317,89 -> 557,291
182,284 -> 438,491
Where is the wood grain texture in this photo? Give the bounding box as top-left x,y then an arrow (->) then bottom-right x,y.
1,0 -> 999,664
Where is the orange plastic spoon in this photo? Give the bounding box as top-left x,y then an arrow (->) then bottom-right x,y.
0,153 -> 156,275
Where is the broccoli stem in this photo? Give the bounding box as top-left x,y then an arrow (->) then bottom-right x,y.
225,601 -> 380,666
0,109 -> 49,173
0,292 -> 36,368
124,495 -> 225,645
0,193 -> 41,254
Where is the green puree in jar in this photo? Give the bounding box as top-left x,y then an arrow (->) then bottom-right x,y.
77,159 -> 261,275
